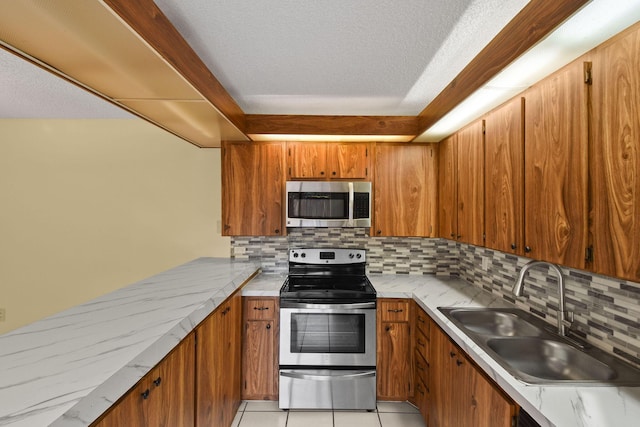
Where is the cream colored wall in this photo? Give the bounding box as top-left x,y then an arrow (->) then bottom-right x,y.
0,119 -> 230,334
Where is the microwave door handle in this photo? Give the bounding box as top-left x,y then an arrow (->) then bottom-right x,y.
348,182 -> 354,226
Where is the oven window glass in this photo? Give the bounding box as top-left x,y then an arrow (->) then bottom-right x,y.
288,192 -> 349,219
290,313 -> 366,353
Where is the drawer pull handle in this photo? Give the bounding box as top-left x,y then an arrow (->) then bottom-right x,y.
417,316 -> 425,323
387,309 -> 404,313
417,339 -> 426,346
141,389 -> 150,400
417,364 -> 425,371
254,307 -> 270,311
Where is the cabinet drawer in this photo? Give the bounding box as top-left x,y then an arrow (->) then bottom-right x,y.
379,300 -> 410,322
414,349 -> 429,385
415,327 -> 429,363
415,307 -> 430,336
244,298 -> 277,320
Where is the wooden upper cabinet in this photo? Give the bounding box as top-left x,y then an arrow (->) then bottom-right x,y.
456,121 -> 485,246
523,60 -> 589,269
222,141 -> 285,236
591,24 -> 640,281
484,97 -> 525,255
287,142 -> 328,179
287,142 -> 370,179
374,143 -> 438,237
438,135 -> 458,240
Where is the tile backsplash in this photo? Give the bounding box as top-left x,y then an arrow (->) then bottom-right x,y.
231,230 -> 640,367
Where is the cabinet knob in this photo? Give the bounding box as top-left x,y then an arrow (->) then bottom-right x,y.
456,359 -> 464,367
449,351 -> 456,358
266,324 -> 271,330
141,389 -> 150,400
377,230 -> 382,235
320,171 -> 325,175
275,229 -> 280,234
385,325 -> 391,332
511,243 -> 517,250
525,246 -> 532,253
332,171 -> 336,176
153,377 -> 162,387
450,233 -> 455,237
456,235 -> 461,239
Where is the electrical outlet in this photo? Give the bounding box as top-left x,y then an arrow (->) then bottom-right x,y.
0,308 -> 5,322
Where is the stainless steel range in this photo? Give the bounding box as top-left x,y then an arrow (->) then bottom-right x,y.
279,248 -> 377,410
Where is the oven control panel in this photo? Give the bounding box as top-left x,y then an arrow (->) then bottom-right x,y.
289,248 -> 365,264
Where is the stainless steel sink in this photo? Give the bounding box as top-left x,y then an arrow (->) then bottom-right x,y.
487,337 -> 616,382
448,308 -> 542,337
438,307 -> 640,385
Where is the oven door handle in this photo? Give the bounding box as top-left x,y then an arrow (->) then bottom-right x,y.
282,302 -> 376,310
280,370 -> 376,381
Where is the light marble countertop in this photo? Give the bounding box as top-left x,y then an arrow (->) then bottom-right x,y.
3,266 -> 640,427
246,273 -> 640,427
0,258 -> 259,427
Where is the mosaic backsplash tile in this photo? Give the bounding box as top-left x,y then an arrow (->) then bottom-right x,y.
231,231 -> 640,367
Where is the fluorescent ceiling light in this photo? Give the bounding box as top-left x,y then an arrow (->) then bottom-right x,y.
416,0 -> 640,142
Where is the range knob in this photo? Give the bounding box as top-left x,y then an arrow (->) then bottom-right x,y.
356,253 -> 362,259
293,253 -> 299,258
301,252 -> 306,258
349,253 -> 355,259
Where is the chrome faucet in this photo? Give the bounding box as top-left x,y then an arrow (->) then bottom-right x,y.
512,260 -> 573,336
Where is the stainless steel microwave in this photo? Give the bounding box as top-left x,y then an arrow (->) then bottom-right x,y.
286,181 -> 371,228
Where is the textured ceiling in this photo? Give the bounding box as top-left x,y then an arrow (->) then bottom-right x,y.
0,0 -> 530,119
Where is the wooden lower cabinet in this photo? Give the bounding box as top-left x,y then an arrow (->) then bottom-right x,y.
429,325 -> 517,427
196,293 -> 242,427
242,297 -> 279,400
92,334 -> 195,427
377,299 -> 412,400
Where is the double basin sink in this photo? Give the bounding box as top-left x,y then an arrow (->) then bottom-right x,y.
439,307 -> 640,385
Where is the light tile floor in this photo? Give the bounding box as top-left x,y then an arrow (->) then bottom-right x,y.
232,401 -> 426,427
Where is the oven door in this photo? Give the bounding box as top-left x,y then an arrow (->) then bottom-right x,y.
279,302 -> 376,367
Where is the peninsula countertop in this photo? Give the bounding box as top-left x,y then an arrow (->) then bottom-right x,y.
0,258 -> 260,427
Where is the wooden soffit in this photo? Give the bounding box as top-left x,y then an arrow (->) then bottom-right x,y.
0,0 -> 589,146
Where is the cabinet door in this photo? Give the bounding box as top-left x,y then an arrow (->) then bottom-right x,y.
456,120 -> 485,246
374,144 -> 438,237
377,299 -> 412,400
327,143 -> 370,179
222,141 -> 285,236
591,25 -> 640,281
429,325 -> 456,427
429,325 -> 515,427
377,321 -> 411,400
93,334 -> 195,427
484,97 -> 525,255
524,60 -> 589,268
438,135 -> 458,240
464,354 -> 516,427
196,293 -> 242,427
242,297 -> 279,400
287,142 -> 328,179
